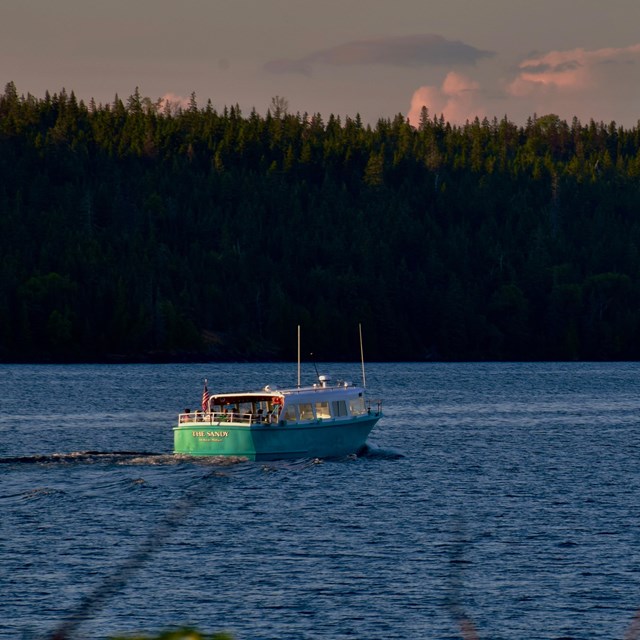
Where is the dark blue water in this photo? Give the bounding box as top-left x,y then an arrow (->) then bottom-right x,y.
2,362 -> 640,639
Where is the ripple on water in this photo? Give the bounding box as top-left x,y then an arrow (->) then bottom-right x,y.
3,362 -> 640,640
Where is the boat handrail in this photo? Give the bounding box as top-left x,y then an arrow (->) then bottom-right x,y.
178,411 -> 276,425
283,382 -> 361,395
368,399 -> 383,415
178,398 -> 382,425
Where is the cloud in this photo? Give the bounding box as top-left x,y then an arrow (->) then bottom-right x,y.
264,34 -> 494,75
159,92 -> 191,110
407,72 -> 483,126
405,43 -> 640,128
507,43 -> 640,97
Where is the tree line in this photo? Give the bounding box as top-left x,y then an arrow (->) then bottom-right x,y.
1,81 -> 640,362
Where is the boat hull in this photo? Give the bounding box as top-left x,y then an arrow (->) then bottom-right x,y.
173,414 -> 381,461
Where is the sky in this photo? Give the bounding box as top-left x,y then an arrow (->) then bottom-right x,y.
2,0 -> 640,127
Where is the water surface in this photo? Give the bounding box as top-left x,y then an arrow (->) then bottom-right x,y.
2,362 -> 640,639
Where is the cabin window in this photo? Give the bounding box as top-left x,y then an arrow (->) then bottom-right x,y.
283,405 -> 297,422
349,397 -> 367,415
332,400 -> 348,417
315,401 -> 331,419
298,403 -> 315,421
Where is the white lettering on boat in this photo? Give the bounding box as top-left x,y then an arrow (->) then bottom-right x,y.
191,431 -> 229,438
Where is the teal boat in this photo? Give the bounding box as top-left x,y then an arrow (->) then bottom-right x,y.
173,374 -> 382,460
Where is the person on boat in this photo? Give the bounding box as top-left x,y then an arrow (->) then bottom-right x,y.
180,408 -> 191,423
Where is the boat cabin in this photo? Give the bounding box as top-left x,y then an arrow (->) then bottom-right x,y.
178,377 -> 378,426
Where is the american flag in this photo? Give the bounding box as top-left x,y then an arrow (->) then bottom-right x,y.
201,380 -> 210,411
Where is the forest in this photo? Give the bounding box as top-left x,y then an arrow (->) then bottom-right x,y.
1,81 -> 640,362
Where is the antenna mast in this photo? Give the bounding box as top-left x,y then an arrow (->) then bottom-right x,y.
359,323 -> 366,388
297,325 -> 301,388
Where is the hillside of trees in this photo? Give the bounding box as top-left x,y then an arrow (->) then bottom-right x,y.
1,81 -> 640,362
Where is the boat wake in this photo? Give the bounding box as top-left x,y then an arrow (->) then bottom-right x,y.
0,451 -> 320,469
357,444 -> 404,460
0,447 -> 400,468
0,451 -> 254,467
0,451 -> 164,466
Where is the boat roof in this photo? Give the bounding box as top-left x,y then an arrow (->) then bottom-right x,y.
211,380 -> 364,405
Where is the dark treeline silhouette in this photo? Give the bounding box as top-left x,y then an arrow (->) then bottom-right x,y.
2,81 -> 640,362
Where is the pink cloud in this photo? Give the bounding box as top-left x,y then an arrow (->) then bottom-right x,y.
158,92 -> 191,113
507,43 -> 640,96
404,42 -> 640,127
407,71 -> 483,126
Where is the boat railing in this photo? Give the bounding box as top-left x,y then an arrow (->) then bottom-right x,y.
367,399 -> 383,416
178,400 -> 382,425
178,411 -> 276,425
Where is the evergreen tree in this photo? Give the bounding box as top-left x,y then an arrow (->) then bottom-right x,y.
2,81 -> 640,361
